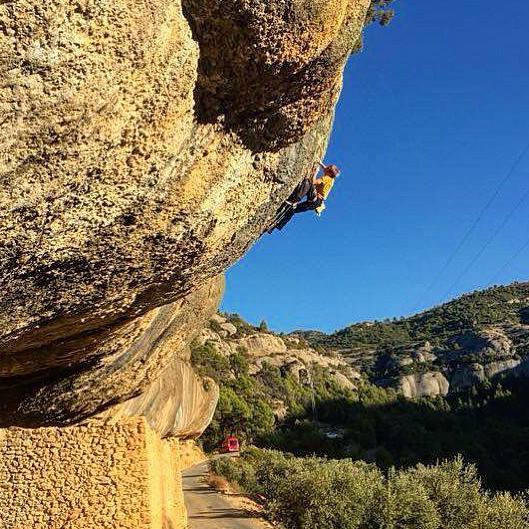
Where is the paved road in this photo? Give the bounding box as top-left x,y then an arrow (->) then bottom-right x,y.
183,461 -> 271,529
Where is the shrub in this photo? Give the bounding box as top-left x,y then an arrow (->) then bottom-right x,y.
229,351 -> 249,376
478,492 -> 529,529
366,0 -> 395,26
411,458 -> 484,528
224,313 -> 257,337
214,450 -> 529,529
373,469 -> 440,529
190,342 -> 230,382
211,452 -> 258,493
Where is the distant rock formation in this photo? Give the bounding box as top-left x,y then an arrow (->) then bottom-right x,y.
299,283 -> 529,398
398,372 -> 450,399
449,359 -> 522,393
382,327 -> 529,397
197,315 -> 360,406
0,0 -> 371,433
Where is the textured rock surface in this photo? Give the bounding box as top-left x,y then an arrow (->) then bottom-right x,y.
237,333 -> 289,357
398,372 -> 450,399
0,418 -> 187,529
102,353 -> 219,439
178,439 -> 207,470
0,0 -> 371,427
198,318 -> 360,394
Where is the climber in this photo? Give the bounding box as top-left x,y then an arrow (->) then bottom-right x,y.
268,161 -> 340,232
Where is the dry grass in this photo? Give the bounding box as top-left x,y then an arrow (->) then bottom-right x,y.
207,473 -> 232,494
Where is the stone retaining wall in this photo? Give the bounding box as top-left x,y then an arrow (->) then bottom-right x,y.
0,418 -> 186,529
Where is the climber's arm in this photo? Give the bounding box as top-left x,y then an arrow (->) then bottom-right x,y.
313,161 -> 324,184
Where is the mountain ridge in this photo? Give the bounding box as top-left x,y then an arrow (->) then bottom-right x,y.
290,282 -> 529,396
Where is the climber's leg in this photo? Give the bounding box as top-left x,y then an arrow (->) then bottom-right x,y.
287,178 -> 313,204
274,207 -> 295,231
267,179 -> 320,233
294,197 -> 323,213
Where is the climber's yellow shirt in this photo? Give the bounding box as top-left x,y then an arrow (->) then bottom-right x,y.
315,175 -> 334,199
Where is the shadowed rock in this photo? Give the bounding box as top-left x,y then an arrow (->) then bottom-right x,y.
0,0 -> 371,433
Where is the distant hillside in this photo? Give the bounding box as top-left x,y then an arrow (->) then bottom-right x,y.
191,296 -> 529,491
195,293 -> 529,492
190,314 -> 360,451
295,282 -> 529,396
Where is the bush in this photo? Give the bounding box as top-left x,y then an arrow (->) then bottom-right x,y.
229,351 -> 250,376
211,449 -> 259,493
373,469 -> 440,529
479,492 -> 529,529
366,0 -> 395,26
190,342 -> 230,382
224,313 -> 257,337
214,450 -> 529,529
411,458 -> 484,527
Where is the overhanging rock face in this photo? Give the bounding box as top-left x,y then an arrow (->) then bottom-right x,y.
0,418 -> 187,529
0,0 -> 370,429
0,275 -> 224,431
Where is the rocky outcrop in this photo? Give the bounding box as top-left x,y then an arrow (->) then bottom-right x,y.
198,316 -> 360,394
237,333 -> 288,357
366,326 -> 528,397
397,372 -> 449,399
442,327 -> 523,393
0,0 -> 371,430
449,359 -> 522,393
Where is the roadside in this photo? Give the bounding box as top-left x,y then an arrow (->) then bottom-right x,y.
182,460 -> 273,529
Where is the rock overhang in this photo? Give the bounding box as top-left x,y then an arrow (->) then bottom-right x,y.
0,0 -> 371,432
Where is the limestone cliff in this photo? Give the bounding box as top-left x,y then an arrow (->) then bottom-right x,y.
0,0 -> 371,432
0,418 -> 188,529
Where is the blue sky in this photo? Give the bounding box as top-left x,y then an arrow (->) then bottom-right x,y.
222,0 -> 529,333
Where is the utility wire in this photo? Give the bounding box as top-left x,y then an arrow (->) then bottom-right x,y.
441,182 -> 529,301
411,140 -> 529,312
489,234 -> 529,285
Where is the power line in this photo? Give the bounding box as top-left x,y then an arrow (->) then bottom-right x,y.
489,234 -> 529,285
441,182 -> 529,301
411,140 -> 529,312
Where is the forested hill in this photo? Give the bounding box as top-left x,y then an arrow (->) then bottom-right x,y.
197,284 -> 529,492
299,282 -> 529,350
295,282 -> 529,394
